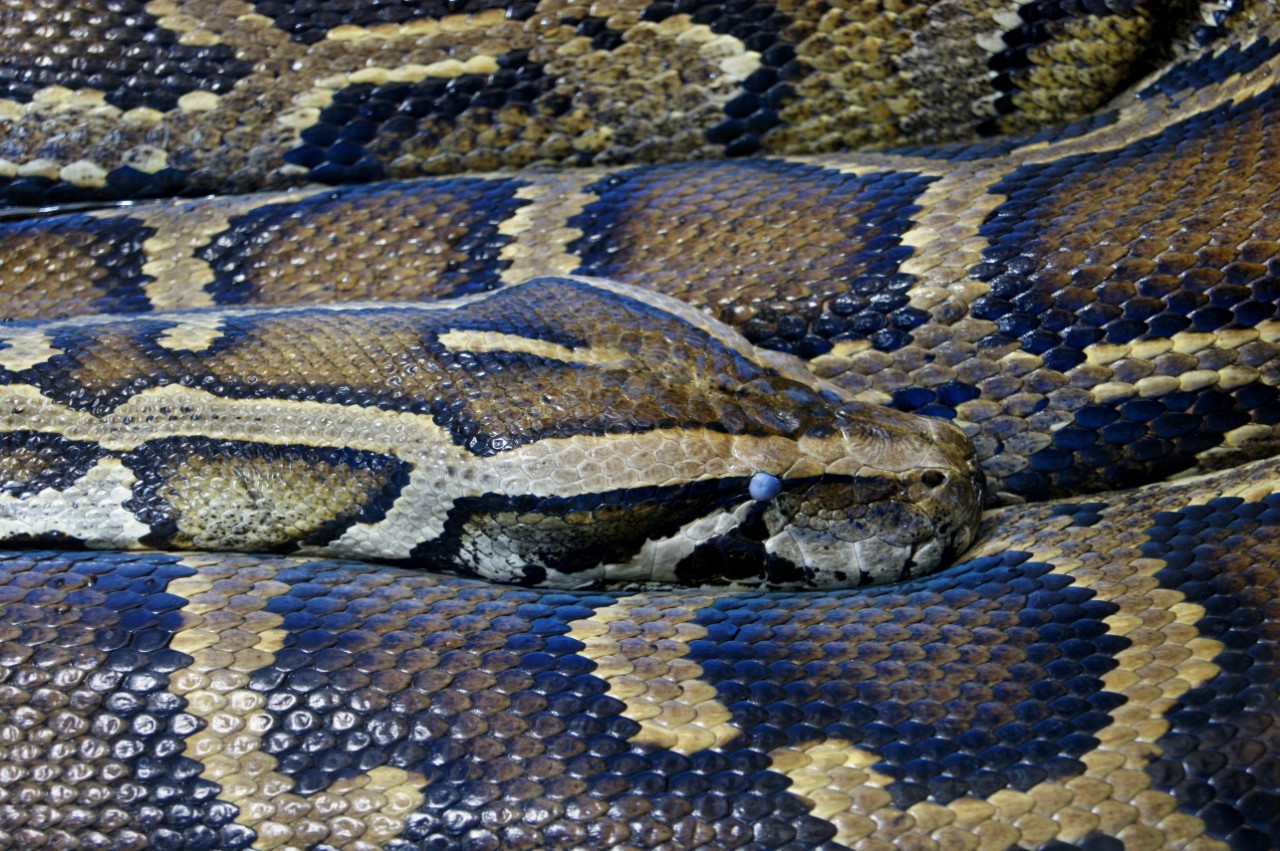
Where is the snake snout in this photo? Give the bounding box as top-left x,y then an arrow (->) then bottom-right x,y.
758,408 -> 985,589
896,421 -> 987,572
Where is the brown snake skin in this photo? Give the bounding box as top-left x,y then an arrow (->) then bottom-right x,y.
0,1 -> 1278,849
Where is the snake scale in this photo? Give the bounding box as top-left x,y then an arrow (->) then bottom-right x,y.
0,0 -> 1277,849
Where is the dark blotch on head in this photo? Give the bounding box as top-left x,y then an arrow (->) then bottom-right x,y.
519,564 -> 548,586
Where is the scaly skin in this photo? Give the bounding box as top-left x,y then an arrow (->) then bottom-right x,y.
0,2 -> 1275,850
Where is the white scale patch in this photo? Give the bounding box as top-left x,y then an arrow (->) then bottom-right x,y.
155,315 -> 228,352
0,457 -> 150,547
606,502 -> 754,584
436,328 -> 633,368
313,443 -> 467,561
0,327 -> 60,372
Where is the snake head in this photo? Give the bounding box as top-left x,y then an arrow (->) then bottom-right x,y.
643,400 -> 986,590
755,406 -> 985,588
0,276 -> 984,592
455,401 -> 986,590
405,278 -> 988,591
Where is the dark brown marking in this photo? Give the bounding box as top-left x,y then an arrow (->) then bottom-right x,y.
0,215 -> 154,319
198,178 -> 532,306
0,432 -> 106,498
567,159 -> 935,356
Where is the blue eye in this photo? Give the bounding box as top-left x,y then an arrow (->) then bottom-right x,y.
749,472 -> 783,501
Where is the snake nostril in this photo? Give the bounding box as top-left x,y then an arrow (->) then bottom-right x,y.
922,470 -> 947,488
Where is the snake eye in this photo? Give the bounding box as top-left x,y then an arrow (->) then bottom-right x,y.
749,472 -> 783,501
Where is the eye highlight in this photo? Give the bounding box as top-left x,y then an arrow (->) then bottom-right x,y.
749,472 -> 783,502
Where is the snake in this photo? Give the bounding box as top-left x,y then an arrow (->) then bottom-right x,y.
0,0 -> 1276,849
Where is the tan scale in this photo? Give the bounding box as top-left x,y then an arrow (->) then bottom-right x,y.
566,593 -> 742,755
133,186 -> 334,311
496,172 -> 607,284
166,555 -> 427,851
155,315 -> 229,352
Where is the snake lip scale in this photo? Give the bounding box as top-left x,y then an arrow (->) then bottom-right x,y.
0,2 -> 1276,850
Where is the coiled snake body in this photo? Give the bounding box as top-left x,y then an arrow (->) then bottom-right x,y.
0,1 -> 1276,849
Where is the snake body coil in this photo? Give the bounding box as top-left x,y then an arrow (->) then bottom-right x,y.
0,2 -> 1276,850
